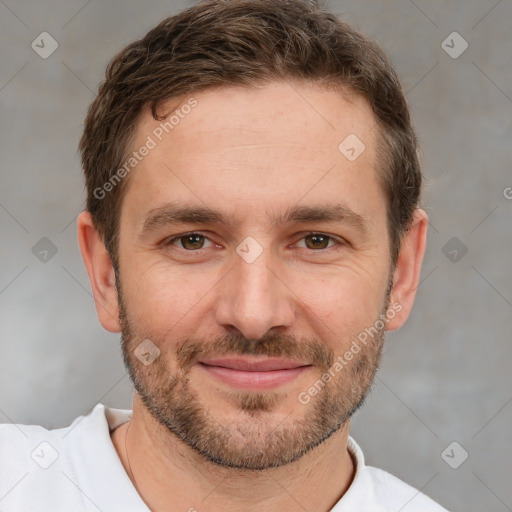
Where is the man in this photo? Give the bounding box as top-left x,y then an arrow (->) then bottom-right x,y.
0,1 -> 449,510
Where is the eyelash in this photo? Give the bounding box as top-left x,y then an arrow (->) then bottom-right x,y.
164,231 -> 346,252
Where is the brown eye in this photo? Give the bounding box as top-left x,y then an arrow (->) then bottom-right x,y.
303,233 -> 332,250
170,233 -> 207,250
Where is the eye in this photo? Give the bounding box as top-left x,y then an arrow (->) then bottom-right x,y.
163,231 -> 345,253
165,232 -> 214,250
295,232 -> 343,251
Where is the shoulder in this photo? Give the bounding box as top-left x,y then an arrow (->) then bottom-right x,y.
0,403 -> 127,512
333,437 -> 449,512
0,418 -> 63,471
0,415 -> 73,510
0,403 -> 111,465
365,465 -> 449,512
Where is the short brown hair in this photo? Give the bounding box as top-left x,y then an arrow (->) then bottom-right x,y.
79,0 -> 421,269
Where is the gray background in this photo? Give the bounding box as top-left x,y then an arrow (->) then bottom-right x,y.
1,1 -> 511,511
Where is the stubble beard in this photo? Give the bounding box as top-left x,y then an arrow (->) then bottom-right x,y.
117,275 -> 390,471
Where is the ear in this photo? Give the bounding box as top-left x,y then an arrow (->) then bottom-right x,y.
77,211 -> 121,333
386,208 -> 428,331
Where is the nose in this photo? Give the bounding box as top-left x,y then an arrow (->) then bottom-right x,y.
213,243 -> 296,340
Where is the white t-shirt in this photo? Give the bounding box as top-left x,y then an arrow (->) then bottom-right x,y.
0,403 -> 448,511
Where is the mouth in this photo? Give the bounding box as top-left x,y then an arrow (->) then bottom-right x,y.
198,356 -> 312,390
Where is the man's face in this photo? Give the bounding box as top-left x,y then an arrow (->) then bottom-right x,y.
116,81 -> 393,470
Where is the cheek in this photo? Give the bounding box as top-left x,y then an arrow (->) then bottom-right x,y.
123,261 -> 220,334
293,266 -> 387,345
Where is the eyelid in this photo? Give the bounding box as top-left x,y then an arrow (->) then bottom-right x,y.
165,231 -> 216,248
164,231 -> 346,251
292,231 -> 346,250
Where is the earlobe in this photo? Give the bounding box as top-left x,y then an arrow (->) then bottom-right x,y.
386,208 -> 428,331
77,211 -> 121,333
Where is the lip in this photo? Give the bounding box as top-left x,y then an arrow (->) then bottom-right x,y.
199,357 -> 308,371
198,357 -> 312,390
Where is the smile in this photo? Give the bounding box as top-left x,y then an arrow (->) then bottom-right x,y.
198,357 -> 312,390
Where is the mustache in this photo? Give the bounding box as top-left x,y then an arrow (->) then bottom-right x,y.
176,332 -> 334,371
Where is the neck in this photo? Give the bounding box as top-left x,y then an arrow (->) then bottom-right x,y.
111,396 -> 355,512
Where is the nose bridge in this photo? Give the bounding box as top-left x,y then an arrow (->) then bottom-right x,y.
214,239 -> 294,339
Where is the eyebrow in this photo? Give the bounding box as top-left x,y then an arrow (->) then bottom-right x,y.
141,202 -> 368,235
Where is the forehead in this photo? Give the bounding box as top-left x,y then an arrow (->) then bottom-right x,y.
138,81 -> 377,156
121,81 -> 383,228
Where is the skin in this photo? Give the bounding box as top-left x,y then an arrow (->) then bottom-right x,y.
78,80 -> 428,512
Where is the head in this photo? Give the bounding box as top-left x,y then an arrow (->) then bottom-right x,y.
78,0 -> 427,470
